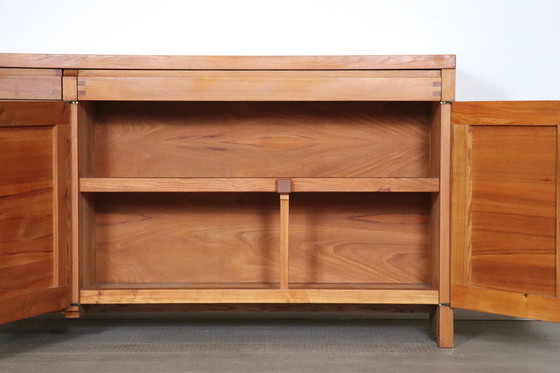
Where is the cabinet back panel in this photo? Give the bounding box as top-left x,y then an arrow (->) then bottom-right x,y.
289,193 -> 431,286
93,192 -> 430,288
92,102 -> 431,178
94,193 -> 280,286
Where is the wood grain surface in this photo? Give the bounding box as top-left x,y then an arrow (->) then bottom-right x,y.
79,288 -> 439,304
0,126 -> 54,295
0,286 -> 70,325
83,303 -> 435,313
0,101 -> 69,127
93,101 -> 432,178
453,285 -> 560,323
0,54 -> 456,70
93,193 -> 280,286
288,193 -> 431,286
77,70 -> 441,101
453,101 -> 560,125
79,177 -> 440,193
470,126 -> 557,296
0,68 -> 61,100
91,192 -> 431,288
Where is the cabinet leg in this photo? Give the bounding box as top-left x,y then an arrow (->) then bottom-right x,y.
430,305 -> 454,348
64,304 -> 84,319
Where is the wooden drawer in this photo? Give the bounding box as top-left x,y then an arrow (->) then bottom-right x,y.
0,69 -> 62,100
77,70 -> 442,101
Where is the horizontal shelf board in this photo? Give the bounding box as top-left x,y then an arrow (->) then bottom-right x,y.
92,283 -> 279,290
90,283 -> 434,290
289,283 -> 434,290
80,177 -> 440,193
79,289 -> 439,305
84,304 -> 436,313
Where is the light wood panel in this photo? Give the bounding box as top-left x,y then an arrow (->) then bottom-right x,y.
93,101 -> 432,178
62,70 -> 78,101
92,282 -> 434,290
71,103 -> 98,305
0,102 -> 71,325
77,70 -> 441,101
439,103 -> 451,302
90,192 -> 431,289
441,69 -> 456,102
53,123 -> 72,288
0,126 -> 54,295
93,193 -> 280,286
429,102 -> 451,303
0,68 -> 61,100
288,193 -> 431,286
0,287 -> 70,325
453,101 -> 560,125
453,285 -> 560,323
81,70 -> 440,78
79,177 -> 440,193
79,288 -> 440,304
280,194 -> 290,289
431,305 -> 453,348
84,303 -> 435,313
470,126 -> 556,296
0,53 -> 456,70
451,125 -> 472,287
452,101 -> 560,324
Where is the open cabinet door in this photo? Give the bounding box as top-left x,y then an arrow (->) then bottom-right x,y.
452,101 -> 560,321
0,102 -> 72,324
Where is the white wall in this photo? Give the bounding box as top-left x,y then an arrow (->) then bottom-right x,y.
0,0 -> 558,100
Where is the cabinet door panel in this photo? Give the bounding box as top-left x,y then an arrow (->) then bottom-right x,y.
452,101 -> 560,321
0,102 -> 71,325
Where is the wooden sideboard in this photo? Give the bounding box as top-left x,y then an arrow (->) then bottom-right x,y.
0,54 -> 559,348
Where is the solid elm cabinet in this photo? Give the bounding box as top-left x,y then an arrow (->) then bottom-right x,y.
0,54 -> 559,348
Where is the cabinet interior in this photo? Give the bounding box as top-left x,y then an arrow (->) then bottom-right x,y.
78,100 -> 440,291
84,192 -> 433,290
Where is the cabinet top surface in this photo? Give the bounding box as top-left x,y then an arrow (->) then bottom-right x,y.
0,54 -> 455,70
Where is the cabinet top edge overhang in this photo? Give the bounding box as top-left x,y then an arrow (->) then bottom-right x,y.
0,54 -> 456,70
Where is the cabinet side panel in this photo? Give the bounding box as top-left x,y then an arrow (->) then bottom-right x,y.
470,126 -> 557,296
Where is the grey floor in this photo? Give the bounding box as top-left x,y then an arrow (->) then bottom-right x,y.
1,315 -> 559,373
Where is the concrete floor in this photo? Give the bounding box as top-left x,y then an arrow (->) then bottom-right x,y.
0,316 -> 559,372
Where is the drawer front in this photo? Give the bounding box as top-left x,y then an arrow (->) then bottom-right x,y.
0,68 -> 62,100
77,70 -> 442,101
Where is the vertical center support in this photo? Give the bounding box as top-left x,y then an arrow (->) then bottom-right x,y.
277,179 -> 292,289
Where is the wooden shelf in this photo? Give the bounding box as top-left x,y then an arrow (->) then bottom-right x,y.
79,288 -> 439,305
80,177 -> 440,193
88,283 -> 434,290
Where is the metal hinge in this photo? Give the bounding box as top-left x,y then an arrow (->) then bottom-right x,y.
439,303 -> 451,307
69,101 -> 79,105
440,101 -> 452,105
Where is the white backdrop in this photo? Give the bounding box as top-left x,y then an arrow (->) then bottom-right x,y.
4,0 -> 554,320
0,0 -> 559,101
